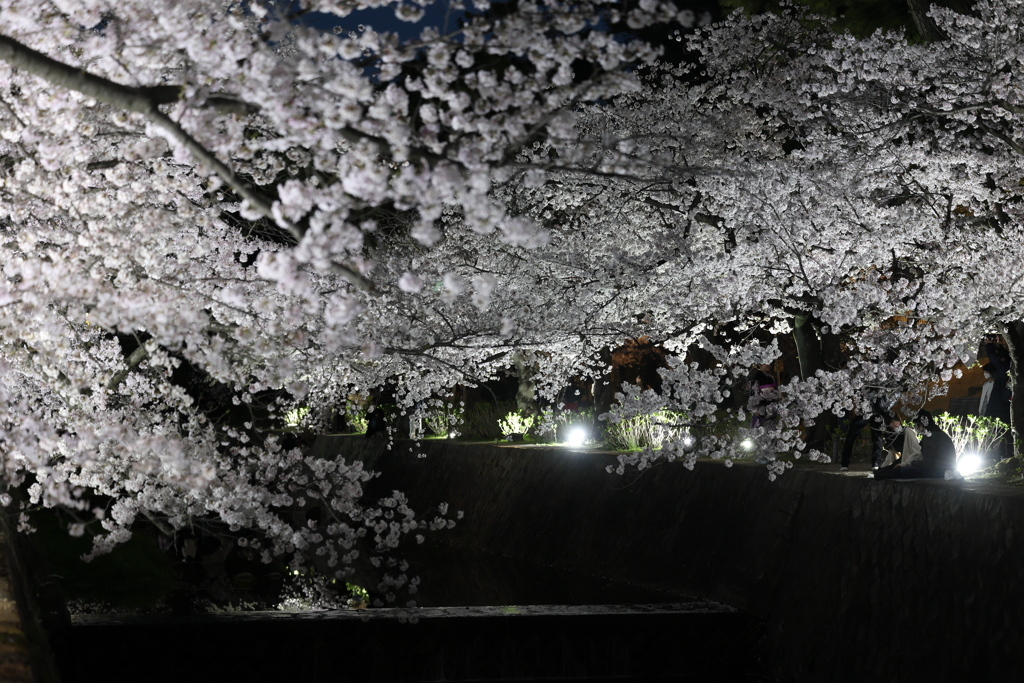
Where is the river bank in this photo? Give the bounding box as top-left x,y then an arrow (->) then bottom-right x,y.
313,435 -> 1024,683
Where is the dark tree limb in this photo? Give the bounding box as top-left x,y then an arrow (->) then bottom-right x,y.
905,0 -> 948,41
141,510 -> 175,537
979,123 -> 1024,158
106,344 -> 149,392
1003,321 -> 1024,459
0,34 -> 371,291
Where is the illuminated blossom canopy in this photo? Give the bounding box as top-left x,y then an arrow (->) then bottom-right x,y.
0,0 -> 1022,588
0,0 -> 700,587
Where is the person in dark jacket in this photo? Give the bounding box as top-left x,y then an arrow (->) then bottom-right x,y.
980,340 -> 1011,425
839,394 -> 901,470
874,410 -> 957,479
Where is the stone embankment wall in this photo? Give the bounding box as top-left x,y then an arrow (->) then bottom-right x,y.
313,435 -> 1024,683
67,605 -> 755,683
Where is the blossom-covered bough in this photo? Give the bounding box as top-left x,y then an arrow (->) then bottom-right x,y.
580,0 -> 1024,473
0,0 -> 706,599
2,0 -> 1024,603
430,0 -> 1024,475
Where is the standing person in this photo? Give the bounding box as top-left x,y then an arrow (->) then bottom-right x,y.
979,337 -> 1012,461
980,339 -> 1011,424
875,410 -> 957,479
838,393 -> 901,471
978,371 -> 994,417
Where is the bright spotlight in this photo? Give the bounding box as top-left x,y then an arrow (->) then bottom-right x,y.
682,435 -> 695,449
740,438 -> 755,452
958,453 -> 982,476
567,427 -> 587,448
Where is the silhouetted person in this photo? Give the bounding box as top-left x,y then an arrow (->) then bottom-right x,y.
839,395 -> 900,470
365,409 -> 387,438
980,341 -> 1011,424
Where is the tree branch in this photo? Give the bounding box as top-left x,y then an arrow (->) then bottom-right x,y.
0,34 -> 372,292
106,344 -> 149,392
141,509 -> 176,537
979,122 -> 1024,157
904,0 -> 948,42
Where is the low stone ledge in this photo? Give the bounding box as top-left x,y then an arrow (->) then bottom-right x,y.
66,602 -> 759,682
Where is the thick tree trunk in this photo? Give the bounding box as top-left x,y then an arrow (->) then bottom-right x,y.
775,330 -> 802,388
905,0 -> 948,41
814,328 -> 843,450
592,347 -> 617,436
792,313 -> 841,454
512,352 -> 538,416
1003,321 -> 1024,459
792,313 -> 822,382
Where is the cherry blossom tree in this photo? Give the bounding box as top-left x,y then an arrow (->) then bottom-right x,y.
572,0 -> 1024,470
4,0 -> 1024,604
0,0 -> 711,596
686,0 -> 1024,453
394,0 -> 1024,481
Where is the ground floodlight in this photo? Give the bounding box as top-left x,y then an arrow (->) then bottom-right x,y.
957,453 -> 982,476
567,427 -> 587,448
740,438 -> 755,452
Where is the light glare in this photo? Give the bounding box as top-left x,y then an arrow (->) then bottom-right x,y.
567,427 -> 587,448
740,438 -> 755,452
958,453 -> 982,476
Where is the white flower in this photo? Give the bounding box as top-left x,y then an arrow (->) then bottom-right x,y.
398,272 -> 424,293
471,274 -> 498,311
441,273 -> 464,304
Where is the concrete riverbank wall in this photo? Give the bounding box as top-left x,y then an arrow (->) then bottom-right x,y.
312,435 -> 1024,683
65,604 -> 757,683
